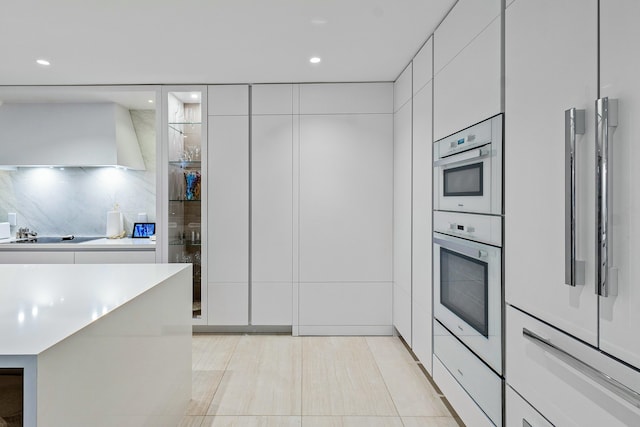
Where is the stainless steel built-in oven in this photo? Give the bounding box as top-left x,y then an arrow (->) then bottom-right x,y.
434,115 -> 503,215
433,219 -> 502,374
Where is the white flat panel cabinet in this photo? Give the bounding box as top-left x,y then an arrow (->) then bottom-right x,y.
207,283 -> 249,325
411,79 -> 433,373
208,115 -> 249,284
394,64 -> 412,113
506,386 -> 553,427
434,18 -> 502,141
208,85 -> 249,116
251,282 -> 292,325
299,83 -> 393,115
506,306 -> 640,426
504,0 -> 598,345
434,0 -> 502,76
208,113 -> 249,325
393,98 -> 412,344
251,109 -> 293,325
298,282 -> 392,332
0,251 -> 75,264
599,0 -> 640,369
252,84 -> 294,115
413,38 -> 433,95
299,114 -> 393,283
74,251 -> 155,264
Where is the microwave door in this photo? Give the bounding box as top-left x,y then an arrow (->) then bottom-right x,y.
434,146 -> 494,214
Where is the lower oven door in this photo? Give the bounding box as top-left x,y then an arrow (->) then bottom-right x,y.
434,232 -> 502,374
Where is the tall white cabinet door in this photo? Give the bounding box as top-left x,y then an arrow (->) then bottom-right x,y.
251,114 -> 293,325
599,0 -> 640,369
394,65 -> 413,345
433,0 -> 502,141
208,115 -> 249,325
299,114 -> 393,283
412,80 -> 433,373
504,0 -> 598,345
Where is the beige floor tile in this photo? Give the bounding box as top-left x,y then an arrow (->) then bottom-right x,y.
401,416 -> 463,427
302,337 -> 398,416
207,336 -> 302,415
302,415 -> 403,426
188,370 -> 225,415
365,337 -> 416,364
200,415 -> 302,426
194,335 -> 241,371
179,415 -> 205,427
374,360 -> 450,417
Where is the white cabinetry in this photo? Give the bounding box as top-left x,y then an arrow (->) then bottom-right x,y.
433,0 -> 502,140
0,251 -> 75,264
74,251 -> 155,264
411,38 -> 434,374
598,0 -> 640,370
506,306 -> 640,426
505,0 -> 599,345
251,84 -> 295,325
506,0 -> 640,422
393,64 -> 413,345
207,85 -> 249,325
298,83 -> 393,335
506,386 -> 552,427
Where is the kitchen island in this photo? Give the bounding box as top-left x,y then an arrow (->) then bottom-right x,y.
0,263 -> 192,427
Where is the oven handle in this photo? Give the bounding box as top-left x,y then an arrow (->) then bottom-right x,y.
595,97 -> 618,297
433,146 -> 490,168
564,107 -> 585,287
434,236 -> 487,260
523,327 -> 640,409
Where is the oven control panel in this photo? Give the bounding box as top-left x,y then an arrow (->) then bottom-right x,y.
438,118 -> 492,159
434,211 -> 502,247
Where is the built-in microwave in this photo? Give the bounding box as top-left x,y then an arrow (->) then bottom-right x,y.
434,114 -> 503,215
433,226 -> 502,374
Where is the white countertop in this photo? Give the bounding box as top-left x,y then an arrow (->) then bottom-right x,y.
0,237 -> 156,250
0,263 -> 189,355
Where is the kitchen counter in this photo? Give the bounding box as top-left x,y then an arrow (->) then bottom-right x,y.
0,263 -> 192,426
0,237 -> 155,251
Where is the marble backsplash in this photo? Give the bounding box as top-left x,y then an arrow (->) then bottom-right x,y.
0,110 -> 156,237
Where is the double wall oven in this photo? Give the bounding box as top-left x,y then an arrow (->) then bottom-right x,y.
432,114 -> 504,426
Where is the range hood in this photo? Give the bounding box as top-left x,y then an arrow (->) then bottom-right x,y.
0,103 -> 145,170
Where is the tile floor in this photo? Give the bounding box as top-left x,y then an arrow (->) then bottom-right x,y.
179,335 -> 462,427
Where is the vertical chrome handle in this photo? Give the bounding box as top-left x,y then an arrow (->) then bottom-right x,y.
565,108 -> 585,286
595,98 -> 618,297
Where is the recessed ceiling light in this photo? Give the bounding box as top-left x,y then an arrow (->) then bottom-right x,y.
148,99 -> 154,103
190,93 -> 199,99
36,59 -> 50,66
310,57 -> 321,64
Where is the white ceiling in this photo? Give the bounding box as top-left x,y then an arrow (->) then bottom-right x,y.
0,0 -> 456,86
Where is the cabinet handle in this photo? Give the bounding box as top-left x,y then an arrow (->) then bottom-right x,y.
595,98 -> 618,297
565,108 -> 585,287
523,327 -> 640,409
434,237 -> 487,261
433,146 -> 490,167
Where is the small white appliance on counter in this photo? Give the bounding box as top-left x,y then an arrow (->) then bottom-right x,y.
0,222 -> 9,240
106,210 -> 123,237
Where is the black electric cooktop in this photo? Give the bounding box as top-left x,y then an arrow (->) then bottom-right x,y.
10,236 -> 102,244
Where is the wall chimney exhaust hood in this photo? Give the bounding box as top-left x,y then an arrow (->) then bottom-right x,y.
0,103 -> 145,170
